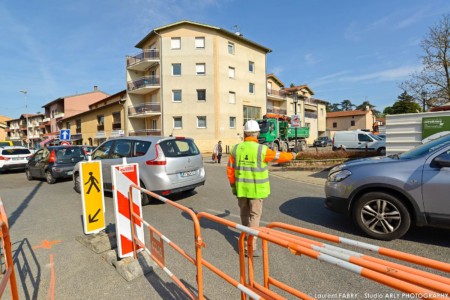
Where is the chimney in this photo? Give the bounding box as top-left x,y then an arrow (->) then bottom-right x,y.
94,85 -> 98,91
365,105 -> 370,111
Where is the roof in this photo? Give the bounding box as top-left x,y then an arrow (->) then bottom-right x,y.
266,74 -> 285,88
283,85 -> 315,95
42,89 -> 109,108
135,20 -> 272,53
327,110 -> 371,118
430,102 -> 450,112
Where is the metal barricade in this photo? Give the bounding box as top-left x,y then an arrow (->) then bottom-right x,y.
0,198 -> 19,300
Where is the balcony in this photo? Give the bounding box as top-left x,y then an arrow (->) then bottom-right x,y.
127,49 -> 160,72
267,89 -> 287,101
266,105 -> 287,115
4,127 -> 10,132
127,76 -> 160,94
129,129 -> 161,136
128,102 -> 161,118
55,112 -> 65,119
43,117 -> 51,122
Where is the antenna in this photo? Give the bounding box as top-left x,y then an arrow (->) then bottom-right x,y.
232,25 -> 242,36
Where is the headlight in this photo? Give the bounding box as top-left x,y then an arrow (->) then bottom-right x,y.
328,169 -> 352,182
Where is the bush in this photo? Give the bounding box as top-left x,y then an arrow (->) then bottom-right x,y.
296,149 -> 379,160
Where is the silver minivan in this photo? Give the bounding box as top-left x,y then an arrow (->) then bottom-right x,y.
73,136 -> 205,205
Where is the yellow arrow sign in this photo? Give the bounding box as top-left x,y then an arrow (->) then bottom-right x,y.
80,161 -> 105,234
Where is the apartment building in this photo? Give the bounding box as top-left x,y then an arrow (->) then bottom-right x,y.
125,20 -> 271,152
5,114 -> 44,147
41,86 -> 109,144
61,90 -> 126,146
0,115 -> 11,141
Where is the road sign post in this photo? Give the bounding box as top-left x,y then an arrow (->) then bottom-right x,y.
79,161 -> 106,234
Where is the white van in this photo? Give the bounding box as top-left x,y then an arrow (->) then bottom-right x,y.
332,130 -> 386,155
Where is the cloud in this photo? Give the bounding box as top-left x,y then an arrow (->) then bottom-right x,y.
304,53 -> 321,65
270,66 -> 284,76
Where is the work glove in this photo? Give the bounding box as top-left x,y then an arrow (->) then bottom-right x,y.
231,184 -> 237,196
292,152 -> 298,160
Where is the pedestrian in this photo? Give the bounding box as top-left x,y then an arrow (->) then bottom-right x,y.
226,120 -> 297,257
213,141 -> 223,164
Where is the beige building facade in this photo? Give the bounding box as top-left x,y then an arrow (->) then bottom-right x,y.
125,21 -> 271,152
61,90 -> 126,146
326,108 -> 376,136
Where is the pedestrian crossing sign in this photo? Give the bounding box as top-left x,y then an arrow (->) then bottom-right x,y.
79,160 -> 105,234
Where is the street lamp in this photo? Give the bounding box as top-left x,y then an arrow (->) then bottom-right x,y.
293,92 -> 298,151
19,90 -> 28,148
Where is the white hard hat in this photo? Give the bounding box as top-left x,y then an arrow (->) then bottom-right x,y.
244,120 -> 260,132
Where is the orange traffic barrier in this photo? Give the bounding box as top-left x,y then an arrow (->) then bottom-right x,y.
0,198 -> 19,300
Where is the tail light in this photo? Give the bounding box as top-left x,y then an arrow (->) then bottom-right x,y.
146,144 -> 167,165
0,156 -> 7,161
48,150 -> 56,163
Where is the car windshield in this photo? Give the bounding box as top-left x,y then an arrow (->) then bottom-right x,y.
54,147 -> 85,163
159,139 -> 200,157
399,133 -> 450,159
1,148 -> 31,155
257,120 -> 269,133
319,137 -> 328,141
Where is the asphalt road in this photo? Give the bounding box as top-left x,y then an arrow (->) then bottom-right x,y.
0,163 -> 449,299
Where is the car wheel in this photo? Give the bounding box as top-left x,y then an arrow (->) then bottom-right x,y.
353,192 -> 411,241
140,181 -> 151,206
74,173 -> 81,193
377,147 -> 386,156
25,168 -> 33,181
45,170 -> 56,184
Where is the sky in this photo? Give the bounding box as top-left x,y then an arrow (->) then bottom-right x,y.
1,0 -> 450,118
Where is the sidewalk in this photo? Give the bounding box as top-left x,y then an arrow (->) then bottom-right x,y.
203,153 -> 328,186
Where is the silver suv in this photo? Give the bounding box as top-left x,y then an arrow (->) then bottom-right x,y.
325,134 -> 450,240
73,136 -> 205,205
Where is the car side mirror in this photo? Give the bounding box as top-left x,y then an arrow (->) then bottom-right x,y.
433,153 -> 450,168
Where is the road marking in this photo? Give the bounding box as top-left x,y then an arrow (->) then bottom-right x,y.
33,240 -> 61,250
206,209 -> 268,225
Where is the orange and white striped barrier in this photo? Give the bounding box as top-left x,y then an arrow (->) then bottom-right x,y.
0,197 -> 18,300
111,160 -> 144,258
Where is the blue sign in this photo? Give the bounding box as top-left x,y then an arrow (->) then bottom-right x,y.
60,129 -> 71,141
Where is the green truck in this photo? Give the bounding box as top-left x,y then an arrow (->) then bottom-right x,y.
256,114 -> 310,152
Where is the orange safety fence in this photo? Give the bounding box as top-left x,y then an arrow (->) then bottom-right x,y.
0,197 -> 19,300
127,185 -> 450,300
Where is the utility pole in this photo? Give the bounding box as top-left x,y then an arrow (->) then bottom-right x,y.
20,90 -> 28,148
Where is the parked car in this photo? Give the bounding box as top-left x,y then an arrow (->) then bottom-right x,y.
313,136 -> 332,147
332,130 -> 386,155
325,133 -> 450,240
80,145 -> 96,156
26,146 -> 86,184
0,146 -> 32,173
72,136 -> 206,205
0,141 -> 14,147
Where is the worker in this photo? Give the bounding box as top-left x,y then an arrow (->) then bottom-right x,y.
227,120 -> 297,257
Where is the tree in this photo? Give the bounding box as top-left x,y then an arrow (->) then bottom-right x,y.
400,14 -> 450,110
356,100 -> 381,116
340,99 -> 355,111
383,92 -> 422,114
326,103 -> 341,112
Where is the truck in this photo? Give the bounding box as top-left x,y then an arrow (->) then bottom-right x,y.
256,114 -> 310,152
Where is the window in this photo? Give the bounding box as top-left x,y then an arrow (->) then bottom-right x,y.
111,140 -> 132,159
249,61 -> 254,73
134,141 -> 151,157
333,122 -> 337,128
228,42 -> 234,54
66,121 -> 71,129
351,120 -> 355,126
97,115 -> 104,125
92,140 -> 113,160
172,90 -> 182,102
230,117 -> 236,128
320,108 -> 324,117
249,83 -> 255,94
113,112 -> 121,130
358,134 -> 373,142
197,89 -> 206,101
229,91 -> 236,104
196,63 -> 206,75
174,117 -> 182,129
76,119 -> 81,134
243,106 -> 261,124
172,63 -> 181,76
171,37 -> 181,49
195,37 -> 205,48
228,67 -> 235,79
197,116 -> 206,128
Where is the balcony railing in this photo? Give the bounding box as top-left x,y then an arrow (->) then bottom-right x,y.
55,112 -> 65,119
266,106 -> 287,115
127,76 -> 160,93
305,111 -> 318,119
127,49 -> 160,70
43,117 -> 51,122
267,89 -> 287,99
128,102 -> 161,117
129,129 -> 161,136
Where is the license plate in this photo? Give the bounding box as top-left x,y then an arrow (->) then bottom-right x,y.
180,170 -> 196,177
12,157 -> 23,161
